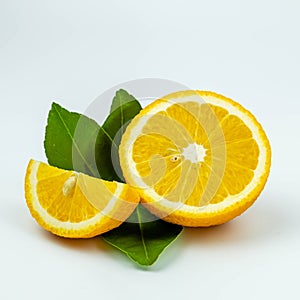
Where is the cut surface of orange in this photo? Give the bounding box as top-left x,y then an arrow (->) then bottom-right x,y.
119,91 -> 271,227
25,160 -> 140,238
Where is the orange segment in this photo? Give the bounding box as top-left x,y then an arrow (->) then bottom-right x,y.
25,160 -> 140,238
222,114 -> 253,142
225,139 -> 259,170
142,111 -> 193,148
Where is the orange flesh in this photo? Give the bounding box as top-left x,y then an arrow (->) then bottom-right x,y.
36,163 -> 117,222
132,102 -> 259,206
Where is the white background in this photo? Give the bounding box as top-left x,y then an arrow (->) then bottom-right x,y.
1,0 -> 299,299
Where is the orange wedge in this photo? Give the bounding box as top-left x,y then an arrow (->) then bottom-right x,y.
25,160 -> 140,238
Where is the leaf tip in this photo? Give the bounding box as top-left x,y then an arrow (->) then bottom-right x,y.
116,88 -> 128,94
51,102 -> 61,110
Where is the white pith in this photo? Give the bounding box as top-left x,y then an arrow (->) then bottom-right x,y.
124,93 -> 268,213
182,143 -> 206,163
29,161 -> 123,230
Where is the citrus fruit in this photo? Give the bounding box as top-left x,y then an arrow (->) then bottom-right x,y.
25,159 -> 140,238
119,91 -> 271,227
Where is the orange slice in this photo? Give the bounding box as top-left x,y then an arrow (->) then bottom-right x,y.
25,159 -> 140,238
119,91 -> 271,226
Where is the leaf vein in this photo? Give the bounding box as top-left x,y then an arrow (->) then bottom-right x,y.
136,206 -> 149,261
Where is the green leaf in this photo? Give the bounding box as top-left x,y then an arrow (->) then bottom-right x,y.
94,127 -> 121,181
102,205 -> 183,266
110,89 -> 139,113
44,102 -> 102,177
96,89 -> 142,182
